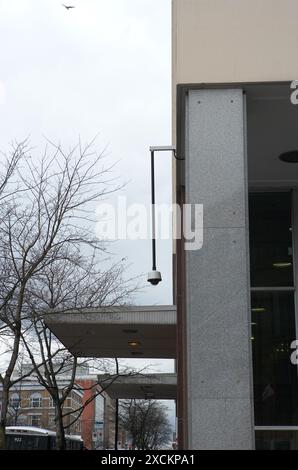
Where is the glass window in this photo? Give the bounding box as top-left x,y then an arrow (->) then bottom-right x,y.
249,190 -> 298,448
30,414 -> 41,427
48,415 -> 56,429
256,430 -> 298,450
17,414 -> 27,425
7,435 -> 48,450
249,192 -> 293,287
30,393 -> 42,408
9,393 -> 20,409
23,435 -> 41,450
251,291 -> 298,425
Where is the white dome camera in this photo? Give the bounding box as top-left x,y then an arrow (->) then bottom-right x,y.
147,270 -> 162,286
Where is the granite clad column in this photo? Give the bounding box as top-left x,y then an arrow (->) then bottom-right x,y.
184,89 -> 255,449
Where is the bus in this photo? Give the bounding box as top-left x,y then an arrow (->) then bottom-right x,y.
5,426 -> 84,450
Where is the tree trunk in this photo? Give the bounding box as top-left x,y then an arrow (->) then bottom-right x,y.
0,326 -> 21,450
55,403 -> 66,450
0,423 -> 5,451
0,386 -> 9,449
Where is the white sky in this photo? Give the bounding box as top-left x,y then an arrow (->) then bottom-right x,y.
0,0 -> 173,374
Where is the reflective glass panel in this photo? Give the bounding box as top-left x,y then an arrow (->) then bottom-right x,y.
249,192 -> 293,287
251,292 -> 298,425
256,430 -> 298,450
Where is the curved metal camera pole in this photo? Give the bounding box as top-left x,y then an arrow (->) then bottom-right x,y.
147,146 -> 177,286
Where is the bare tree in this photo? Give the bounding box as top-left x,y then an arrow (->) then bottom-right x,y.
9,356 -> 145,450
5,356 -> 26,426
19,257 -> 137,450
62,361 -> 146,447
119,399 -> 172,450
0,141 -> 32,449
0,138 -> 137,449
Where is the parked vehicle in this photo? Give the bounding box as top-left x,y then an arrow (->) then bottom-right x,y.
5,426 -> 84,450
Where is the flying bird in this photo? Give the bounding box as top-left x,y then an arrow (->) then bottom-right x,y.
62,4 -> 75,9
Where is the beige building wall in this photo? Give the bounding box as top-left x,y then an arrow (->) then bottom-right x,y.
172,0 -> 298,86
171,0 -> 298,253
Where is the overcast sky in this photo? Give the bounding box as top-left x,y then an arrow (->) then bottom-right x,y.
0,0 -> 173,374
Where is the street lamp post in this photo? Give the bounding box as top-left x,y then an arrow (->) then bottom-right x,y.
147,146 -> 177,286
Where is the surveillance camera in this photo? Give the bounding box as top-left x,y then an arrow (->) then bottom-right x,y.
147,270 -> 162,286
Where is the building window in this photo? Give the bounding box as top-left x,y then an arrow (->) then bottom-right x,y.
30,415 -> 41,427
48,415 -> 56,428
75,420 -> 81,433
17,414 -> 27,426
71,391 -> 82,407
249,192 -> 298,446
30,393 -> 42,408
49,397 -> 54,408
9,393 -> 21,409
249,192 -> 293,287
251,291 -> 297,425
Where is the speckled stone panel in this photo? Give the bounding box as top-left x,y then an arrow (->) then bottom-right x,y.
185,89 -> 254,449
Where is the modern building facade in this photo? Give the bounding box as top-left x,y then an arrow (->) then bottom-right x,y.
173,0 -> 298,450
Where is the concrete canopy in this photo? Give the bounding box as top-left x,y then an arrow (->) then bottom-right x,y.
45,306 -> 176,359
97,373 -> 177,400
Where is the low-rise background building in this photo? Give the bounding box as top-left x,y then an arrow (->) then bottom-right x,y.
0,364 -> 118,449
